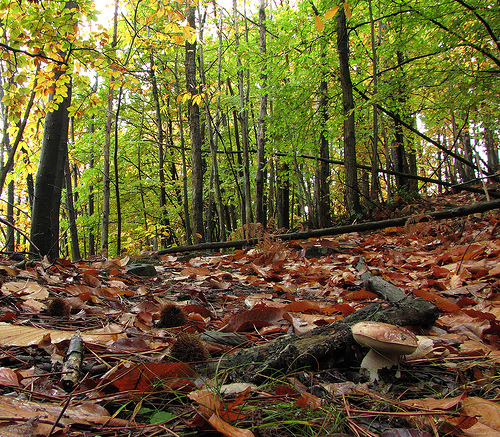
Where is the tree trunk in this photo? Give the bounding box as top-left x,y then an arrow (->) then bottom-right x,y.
6,181 -> 14,252
233,0 -> 253,227
392,51 -> 409,191
113,87 -> 123,256
186,6 -> 204,243
199,7 -> 225,242
276,162 -> 289,229
368,0 -> 380,202
30,70 -> 72,258
150,53 -> 170,247
64,155 -> 80,260
318,42 -> 331,228
101,0 -> 119,255
175,54 -> 192,245
337,7 -> 362,216
485,127 -> 499,173
255,0 -> 267,226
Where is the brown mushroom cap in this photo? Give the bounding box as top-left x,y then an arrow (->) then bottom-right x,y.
351,321 -> 418,356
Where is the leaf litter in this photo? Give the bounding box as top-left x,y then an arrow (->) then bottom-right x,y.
0,191 -> 499,436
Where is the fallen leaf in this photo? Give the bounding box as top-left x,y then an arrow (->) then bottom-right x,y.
0,367 -> 19,386
221,305 -> 287,332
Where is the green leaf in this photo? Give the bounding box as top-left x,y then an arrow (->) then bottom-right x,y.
149,411 -> 176,424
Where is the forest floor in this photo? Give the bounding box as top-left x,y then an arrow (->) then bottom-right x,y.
0,188 -> 499,437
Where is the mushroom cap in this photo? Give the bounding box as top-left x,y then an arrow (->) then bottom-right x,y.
351,321 -> 418,356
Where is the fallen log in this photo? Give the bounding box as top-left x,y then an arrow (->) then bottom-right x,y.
158,198 -> 500,255
224,260 -> 439,383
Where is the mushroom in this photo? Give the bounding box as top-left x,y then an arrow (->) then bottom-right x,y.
351,321 -> 418,382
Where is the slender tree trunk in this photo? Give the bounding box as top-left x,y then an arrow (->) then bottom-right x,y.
461,123 -> 475,181
485,127 -> 499,173
393,51 -> 409,191
186,6 -> 204,243
101,0 -> 119,255
88,152 -> 95,256
276,162 -> 289,229
64,155 -> 80,260
113,87 -> 123,256
368,0 -> 380,202
175,54 -> 192,245
150,52 -> 170,246
337,7 -> 362,216
318,46 -> 331,228
0,85 -> 14,251
233,0 -> 253,226
6,181 -> 14,252
199,6 -> 225,242
451,112 -> 467,183
255,0 -> 268,225
227,80 -> 246,225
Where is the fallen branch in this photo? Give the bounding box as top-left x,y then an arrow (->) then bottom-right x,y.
224,262 -> 439,382
159,198 -> 500,255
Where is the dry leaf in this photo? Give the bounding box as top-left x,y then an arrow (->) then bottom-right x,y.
314,15 -> 324,32
0,322 -> 126,346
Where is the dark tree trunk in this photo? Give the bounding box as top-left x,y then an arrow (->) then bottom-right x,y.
255,0 -> 267,226
276,162 -> 289,229
318,77 -> 331,227
6,180 -> 14,252
30,71 -> 72,258
337,7 -> 362,216
186,7 -> 204,243
64,155 -> 80,260
393,52 -> 409,191
485,127 -> 499,173
150,54 -> 170,247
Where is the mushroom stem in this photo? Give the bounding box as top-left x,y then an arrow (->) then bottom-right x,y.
360,349 -> 401,382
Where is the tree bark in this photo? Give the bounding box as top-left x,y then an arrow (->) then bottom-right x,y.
276,162 -> 289,229
318,46 -> 331,227
199,7 -> 225,243
101,0 -> 119,255
337,7 -> 362,216
234,0 -> 253,227
175,54 -> 192,245
30,65 -> 72,258
255,0 -> 267,226
64,137 -> 80,261
186,6 -> 204,244
485,127 -> 499,173
150,53 -> 170,247
368,0 -> 380,202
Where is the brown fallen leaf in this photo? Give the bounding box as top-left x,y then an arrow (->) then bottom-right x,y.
221,305 -> 288,332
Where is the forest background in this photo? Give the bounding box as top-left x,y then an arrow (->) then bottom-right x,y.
0,0 -> 498,260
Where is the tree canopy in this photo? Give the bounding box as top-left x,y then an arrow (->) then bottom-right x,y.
0,0 -> 498,258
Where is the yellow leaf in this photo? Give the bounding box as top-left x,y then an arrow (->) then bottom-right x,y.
0,322 -> 126,346
344,2 -> 352,19
324,6 -> 339,20
314,15 -> 324,32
